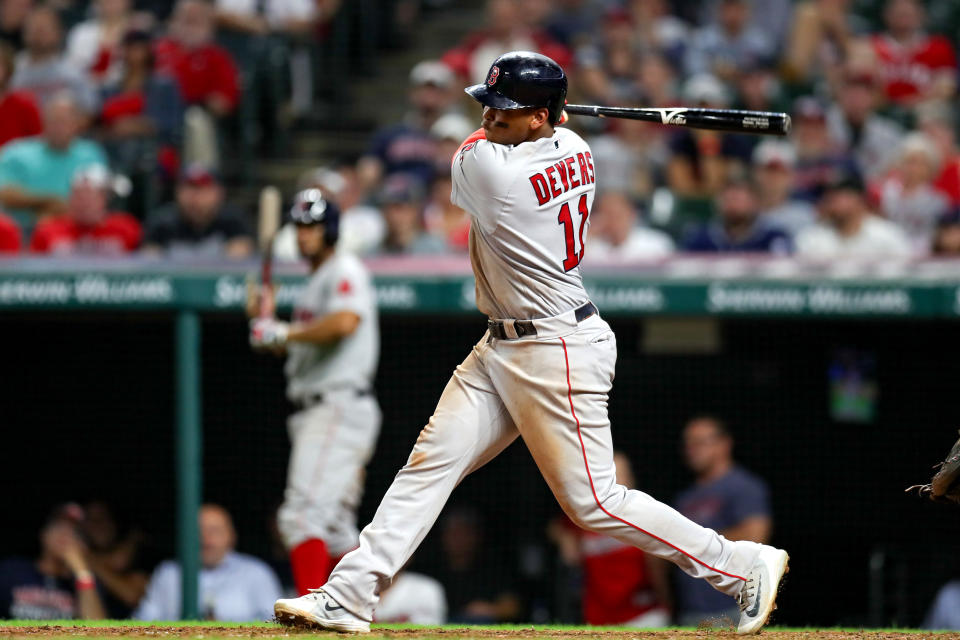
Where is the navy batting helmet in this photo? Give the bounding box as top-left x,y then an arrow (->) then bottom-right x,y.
290,188 -> 340,245
465,51 -> 567,125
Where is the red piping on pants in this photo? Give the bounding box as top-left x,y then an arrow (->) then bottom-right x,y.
559,336 -> 746,583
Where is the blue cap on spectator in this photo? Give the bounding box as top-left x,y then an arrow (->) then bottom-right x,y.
793,96 -> 826,122
380,174 -> 425,205
820,170 -> 865,197
179,163 -> 220,187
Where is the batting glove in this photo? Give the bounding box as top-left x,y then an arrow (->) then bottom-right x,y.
250,318 -> 290,350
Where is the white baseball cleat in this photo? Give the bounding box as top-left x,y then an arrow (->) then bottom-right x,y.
274,588 -> 370,633
735,546 -> 790,635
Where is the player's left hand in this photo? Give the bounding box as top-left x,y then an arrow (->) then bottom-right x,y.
250,317 -> 290,352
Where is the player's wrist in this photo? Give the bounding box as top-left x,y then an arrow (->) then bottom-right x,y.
74,570 -> 96,591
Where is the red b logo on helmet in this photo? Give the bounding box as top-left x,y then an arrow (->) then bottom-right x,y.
487,66 -> 500,86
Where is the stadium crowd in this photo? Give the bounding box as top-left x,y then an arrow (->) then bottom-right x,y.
0,421 -> 781,627
0,0 -> 959,260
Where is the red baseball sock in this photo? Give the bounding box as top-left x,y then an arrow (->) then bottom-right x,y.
290,538 -> 331,595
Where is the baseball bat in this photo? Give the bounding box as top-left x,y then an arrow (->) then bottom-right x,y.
564,105 -> 792,136
257,185 -> 282,318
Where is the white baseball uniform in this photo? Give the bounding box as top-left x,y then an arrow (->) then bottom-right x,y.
323,127 -> 763,621
277,250 -> 382,556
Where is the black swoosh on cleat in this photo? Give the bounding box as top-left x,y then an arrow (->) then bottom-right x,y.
325,601 -> 345,612
746,575 -> 762,617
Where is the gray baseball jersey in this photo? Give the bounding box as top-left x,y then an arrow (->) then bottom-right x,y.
451,126 -> 596,320
285,251 -> 379,400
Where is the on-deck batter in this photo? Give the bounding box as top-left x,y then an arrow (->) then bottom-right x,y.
274,51 -> 789,635
249,189 -> 381,597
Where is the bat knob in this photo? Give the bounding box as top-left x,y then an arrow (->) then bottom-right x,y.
780,115 -> 792,136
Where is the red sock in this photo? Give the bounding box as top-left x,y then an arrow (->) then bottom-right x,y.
290,538 -> 331,595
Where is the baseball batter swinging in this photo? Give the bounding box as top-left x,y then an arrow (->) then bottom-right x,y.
275,51 -> 789,634
249,189 -> 381,596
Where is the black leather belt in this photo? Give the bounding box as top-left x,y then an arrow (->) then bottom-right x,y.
487,302 -> 597,340
292,388 -> 372,410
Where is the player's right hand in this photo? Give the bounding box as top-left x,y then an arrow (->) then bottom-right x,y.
250,317 -> 289,352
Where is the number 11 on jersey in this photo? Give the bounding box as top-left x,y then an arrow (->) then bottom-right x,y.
558,193 -> 590,271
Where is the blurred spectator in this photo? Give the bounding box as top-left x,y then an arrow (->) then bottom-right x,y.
134,504 -> 282,621
30,164 -> 141,255
673,416 -> 771,627
99,30 -> 183,182
429,507 -> 521,623
441,0 -> 571,86
0,213 -> 22,252
932,211 -> 960,256
0,0 -> 33,51
872,132 -> 949,253
66,0 -> 133,82
588,115 -> 668,203
871,0 -> 956,107
697,0 -> 792,49
795,173 -> 911,259
0,504 -> 107,619
0,41 -> 42,148
924,580 -> 960,630
683,0 -> 774,84
628,0 -> 689,59
826,66 -> 904,180
141,163 -> 253,258
424,113 -> 473,252
537,0 -> 604,48
77,501 -> 150,618
0,91 -> 108,227
587,191 -> 673,262
377,174 -> 446,255
10,5 -> 99,113
682,177 -> 791,253
155,0 -> 239,118
374,570 -> 447,624
358,60 -> 456,193
576,9 -> 643,107
635,51 -> 679,108
548,452 -> 671,627
752,140 -> 816,238
734,56 -> 783,114
790,96 -> 861,203
784,0 -> 859,85
424,172 -> 470,253
430,112 -> 474,175
917,102 -> 960,207
215,0 -> 319,37
667,74 -> 753,197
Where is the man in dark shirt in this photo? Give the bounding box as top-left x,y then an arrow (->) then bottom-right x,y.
0,504 -> 107,620
426,508 -> 520,624
673,416 -> 772,626
682,177 -> 791,253
142,164 -> 253,259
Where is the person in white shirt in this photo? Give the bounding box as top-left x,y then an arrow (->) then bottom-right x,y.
795,174 -> 912,259
587,191 -> 674,262
374,571 -> 447,625
65,0 -> 131,82
134,505 -> 282,621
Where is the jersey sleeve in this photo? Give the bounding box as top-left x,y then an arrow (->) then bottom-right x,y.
450,132 -> 517,233
326,256 -> 376,318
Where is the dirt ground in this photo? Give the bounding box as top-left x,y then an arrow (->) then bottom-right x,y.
1,627 -> 958,640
